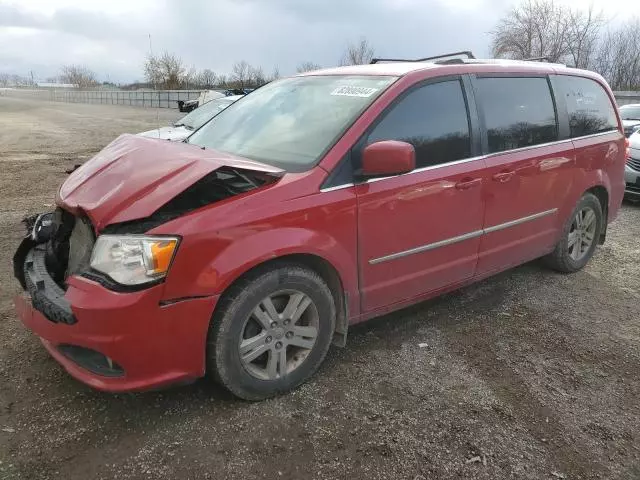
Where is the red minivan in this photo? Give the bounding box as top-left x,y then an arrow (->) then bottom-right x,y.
14,55 -> 626,400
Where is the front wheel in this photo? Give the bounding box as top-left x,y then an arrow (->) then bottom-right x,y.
207,264 -> 336,401
544,192 -> 603,273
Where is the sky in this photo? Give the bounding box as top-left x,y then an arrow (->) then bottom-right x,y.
0,0 -> 633,84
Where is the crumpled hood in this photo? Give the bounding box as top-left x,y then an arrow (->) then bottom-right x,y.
137,126 -> 192,142
57,134 -> 283,231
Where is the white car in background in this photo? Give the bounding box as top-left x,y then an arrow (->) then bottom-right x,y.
618,104 -> 640,137
138,95 -> 242,142
625,130 -> 640,200
177,90 -> 226,112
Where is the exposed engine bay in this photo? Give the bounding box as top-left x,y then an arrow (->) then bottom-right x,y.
102,166 -> 275,234
14,165 -> 278,324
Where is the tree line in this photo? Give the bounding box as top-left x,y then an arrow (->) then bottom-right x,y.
141,38 -> 375,90
0,38 -> 376,90
6,5 -> 640,93
0,65 -> 99,88
491,0 -> 640,90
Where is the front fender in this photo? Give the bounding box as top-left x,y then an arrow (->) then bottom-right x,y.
211,227 -> 357,294
161,227 -> 358,312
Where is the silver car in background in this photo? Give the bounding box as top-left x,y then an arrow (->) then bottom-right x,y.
138,95 -> 242,142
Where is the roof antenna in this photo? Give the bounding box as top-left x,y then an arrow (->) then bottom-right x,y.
149,33 -> 160,138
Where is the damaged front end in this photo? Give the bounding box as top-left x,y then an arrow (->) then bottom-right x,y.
14,209 -> 93,325
101,166 -> 276,234
14,164 -> 279,325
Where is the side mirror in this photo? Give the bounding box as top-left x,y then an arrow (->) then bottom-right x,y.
361,140 -> 416,177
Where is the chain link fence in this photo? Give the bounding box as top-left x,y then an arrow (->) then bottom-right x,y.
3,87 -> 640,108
1,88 -> 204,109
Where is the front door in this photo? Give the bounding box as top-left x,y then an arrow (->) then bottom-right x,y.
355,78 -> 486,313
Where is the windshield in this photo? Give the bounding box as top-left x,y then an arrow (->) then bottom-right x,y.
176,97 -> 237,130
187,75 -> 397,171
620,105 -> 640,121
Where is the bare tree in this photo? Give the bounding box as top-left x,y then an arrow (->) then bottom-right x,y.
491,0 -> 605,67
490,1 -> 640,89
297,61 -> 322,73
249,65 -> 266,86
340,38 -> 375,65
183,66 -> 197,89
491,0 -> 567,61
269,66 -> 281,82
216,74 -> 228,88
593,20 -> 640,90
195,69 -> 217,88
232,61 -> 251,88
8,74 -> 35,87
60,65 -> 98,88
566,5 -> 605,68
144,51 -> 187,89
0,73 -> 9,87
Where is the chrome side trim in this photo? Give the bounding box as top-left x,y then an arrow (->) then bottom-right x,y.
369,230 -> 483,265
320,130 -> 621,193
572,130 -> 620,140
483,208 -> 557,234
366,155 -> 487,184
368,208 -> 558,265
319,183 -> 355,193
486,138 -> 573,157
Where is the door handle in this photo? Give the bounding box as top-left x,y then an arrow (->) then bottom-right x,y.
455,178 -> 482,190
492,170 -> 515,183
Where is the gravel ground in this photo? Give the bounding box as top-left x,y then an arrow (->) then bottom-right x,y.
0,96 -> 639,480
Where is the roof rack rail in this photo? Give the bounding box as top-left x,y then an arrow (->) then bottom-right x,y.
370,51 -> 475,64
523,56 -> 551,62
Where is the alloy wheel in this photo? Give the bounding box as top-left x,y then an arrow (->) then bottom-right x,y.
568,206 -> 597,261
238,290 -> 319,380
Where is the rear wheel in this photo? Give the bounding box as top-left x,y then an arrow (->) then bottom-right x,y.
544,193 -> 603,273
207,264 -> 335,401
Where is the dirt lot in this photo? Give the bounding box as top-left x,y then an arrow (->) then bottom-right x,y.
0,96 -> 639,480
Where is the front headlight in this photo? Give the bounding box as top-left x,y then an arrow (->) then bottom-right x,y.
90,235 -> 180,286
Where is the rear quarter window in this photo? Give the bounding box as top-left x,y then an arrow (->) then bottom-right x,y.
555,75 -> 618,138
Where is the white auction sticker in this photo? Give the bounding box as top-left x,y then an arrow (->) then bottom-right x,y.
331,86 -> 379,97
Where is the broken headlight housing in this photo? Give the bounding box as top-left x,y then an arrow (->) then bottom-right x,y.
90,235 -> 179,286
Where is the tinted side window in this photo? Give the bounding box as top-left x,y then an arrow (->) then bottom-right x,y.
476,77 -> 558,154
555,76 -> 617,138
366,80 -> 471,168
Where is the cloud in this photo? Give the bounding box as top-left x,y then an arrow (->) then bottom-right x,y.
2,0 -> 620,83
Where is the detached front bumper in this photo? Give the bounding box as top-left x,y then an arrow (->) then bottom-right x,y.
13,238 -> 218,392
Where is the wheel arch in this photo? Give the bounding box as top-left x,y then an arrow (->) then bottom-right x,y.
585,184 -> 609,244
211,253 -> 350,348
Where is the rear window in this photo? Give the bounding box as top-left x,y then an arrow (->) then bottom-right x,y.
555,76 -> 618,138
475,77 -> 558,154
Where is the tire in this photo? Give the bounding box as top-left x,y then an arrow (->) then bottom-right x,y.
207,264 -> 336,401
544,192 -> 603,273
